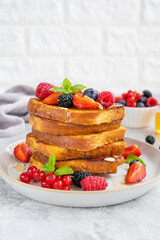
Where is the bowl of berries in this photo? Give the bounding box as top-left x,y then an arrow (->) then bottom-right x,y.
115,90 -> 158,128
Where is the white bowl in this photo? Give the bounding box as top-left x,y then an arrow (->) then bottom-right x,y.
122,106 -> 157,128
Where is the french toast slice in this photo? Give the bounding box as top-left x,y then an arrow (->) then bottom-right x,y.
32,126 -> 126,151
29,114 -> 122,136
26,133 -> 126,160
28,98 -> 125,125
30,152 -> 125,174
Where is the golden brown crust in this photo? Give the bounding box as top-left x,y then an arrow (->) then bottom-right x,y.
26,133 -> 126,160
28,98 -> 125,125
30,152 -> 125,174
32,126 -> 126,151
29,114 -> 123,136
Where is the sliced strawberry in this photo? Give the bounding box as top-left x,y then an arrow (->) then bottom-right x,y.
14,143 -> 33,163
43,92 -> 62,105
73,93 -> 100,109
97,91 -> 115,108
123,144 -> 141,159
125,162 -> 146,184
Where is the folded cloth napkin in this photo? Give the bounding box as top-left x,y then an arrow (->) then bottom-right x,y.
0,85 -> 35,138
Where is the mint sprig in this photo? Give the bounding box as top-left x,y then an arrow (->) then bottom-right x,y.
54,167 -> 74,176
50,78 -> 86,94
125,154 -> 146,167
40,154 -> 74,176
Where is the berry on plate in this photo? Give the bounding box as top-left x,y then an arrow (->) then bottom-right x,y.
52,180 -> 64,190
97,91 -> 115,108
58,94 -> 74,108
43,92 -> 61,105
41,181 -> 51,188
20,172 -> 32,184
45,173 -> 57,185
62,175 -> 72,186
14,143 -> 33,163
123,145 -> 141,159
129,160 -> 139,167
72,171 -> 91,187
83,88 -> 98,101
145,135 -> 155,145
80,176 -> 108,191
36,82 -> 54,100
27,166 -> 37,179
138,96 -> 147,104
73,93 -> 101,109
125,162 -> 146,184
119,100 -> 126,106
33,170 -> 45,182
145,97 -> 158,107
62,186 -> 70,191
137,102 -> 145,108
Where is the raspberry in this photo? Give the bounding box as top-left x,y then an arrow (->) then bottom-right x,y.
97,91 -> 115,108
115,96 -> 123,103
36,82 -> 54,100
80,176 -> 108,191
145,97 -> 158,107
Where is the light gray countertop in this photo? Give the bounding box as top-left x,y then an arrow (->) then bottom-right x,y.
0,123 -> 160,240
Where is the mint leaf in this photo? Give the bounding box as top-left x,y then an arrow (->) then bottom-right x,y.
62,78 -> 71,92
50,87 -> 65,93
126,154 -> 146,167
54,167 -> 74,176
70,84 -> 86,93
40,155 -> 56,174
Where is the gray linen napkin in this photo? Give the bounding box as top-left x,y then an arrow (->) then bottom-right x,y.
0,85 -> 35,138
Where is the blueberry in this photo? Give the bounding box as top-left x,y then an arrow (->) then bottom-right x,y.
137,102 -> 145,108
145,135 -> 155,145
129,160 -> 139,167
138,96 -> 147,104
143,90 -> 152,98
119,100 -> 126,106
84,88 -> 98,101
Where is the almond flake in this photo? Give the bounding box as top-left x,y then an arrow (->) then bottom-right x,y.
12,162 -> 18,168
15,163 -> 26,171
104,157 -> 115,162
17,175 -> 20,181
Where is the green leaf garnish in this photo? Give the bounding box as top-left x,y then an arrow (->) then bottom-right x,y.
40,155 -> 56,174
40,155 -> 74,176
54,167 -> 74,176
50,79 -> 86,94
126,154 -> 146,167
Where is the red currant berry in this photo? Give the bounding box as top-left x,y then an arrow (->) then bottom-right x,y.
20,172 -> 31,184
33,170 -> 45,182
27,166 -> 37,179
122,93 -> 127,100
62,186 -> 70,191
41,181 -> 51,188
132,102 -> 137,107
57,176 -> 62,180
62,175 -> 72,186
127,92 -> 133,98
127,97 -> 134,106
52,180 -> 64,190
134,92 -> 141,101
45,173 -> 57,185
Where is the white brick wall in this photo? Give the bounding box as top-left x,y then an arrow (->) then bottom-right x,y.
0,0 -> 160,99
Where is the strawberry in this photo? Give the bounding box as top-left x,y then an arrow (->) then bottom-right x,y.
125,162 -> 146,184
73,93 -> 101,109
43,92 -> 62,105
14,143 -> 33,163
123,144 -> 141,159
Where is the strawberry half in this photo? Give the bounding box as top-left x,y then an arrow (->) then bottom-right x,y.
14,143 -> 33,163
123,144 -> 141,159
73,93 -> 101,109
125,162 -> 146,184
43,92 -> 62,105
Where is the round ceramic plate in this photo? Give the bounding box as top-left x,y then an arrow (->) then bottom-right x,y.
0,137 -> 160,207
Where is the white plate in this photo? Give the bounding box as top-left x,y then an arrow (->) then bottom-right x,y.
0,137 -> 160,207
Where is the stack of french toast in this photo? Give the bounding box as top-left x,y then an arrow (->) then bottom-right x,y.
26,97 -> 126,174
